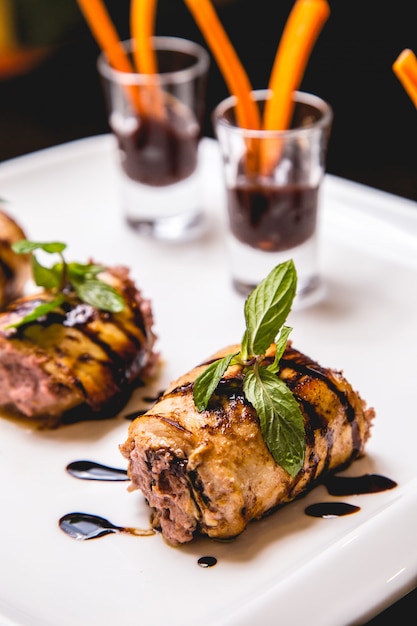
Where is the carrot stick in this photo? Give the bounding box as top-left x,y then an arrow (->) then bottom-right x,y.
264,0 -> 330,132
130,0 -> 158,74
393,48 -> 417,108
260,0 -> 330,176
130,0 -> 165,119
183,0 -> 261,174
76,0 -> 144,114
183,0 -> 260,133
77,0 -> 133,74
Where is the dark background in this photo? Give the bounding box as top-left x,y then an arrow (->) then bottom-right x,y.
1,0 -> 417,201
1,2 -> 416,623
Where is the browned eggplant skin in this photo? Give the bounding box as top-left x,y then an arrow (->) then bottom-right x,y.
120,343 -> 375,545
0,209 -> 30,308
0,266 -> 157,426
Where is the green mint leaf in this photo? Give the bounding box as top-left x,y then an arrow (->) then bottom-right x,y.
268,325 -> 292,374
243,259 -> 297,356
32,256 -> 62,289
72,279 -> 125,313
240,329 -> 249,362
12,240 -> 66,255
191,261 -> 304,475
67,262 -> 107,280
193,352 -> 237,412
243,366 -> 305,477
7,295 -> 65,329
13,239 -> 126,316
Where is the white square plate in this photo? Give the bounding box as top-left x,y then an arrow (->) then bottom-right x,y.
0,136 -> 416,626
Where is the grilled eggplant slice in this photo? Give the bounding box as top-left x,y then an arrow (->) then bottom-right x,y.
0,266 -> 157,426
0,209 -> 30,308
120,343 -> 375,545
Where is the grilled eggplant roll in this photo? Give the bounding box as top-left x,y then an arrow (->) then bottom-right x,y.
120,343 -> 375,545
0,266 -> 157,426
0,209 -> 30,308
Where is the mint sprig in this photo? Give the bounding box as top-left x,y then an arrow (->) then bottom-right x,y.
192,260 -> 305,477
9,240 -> 125,328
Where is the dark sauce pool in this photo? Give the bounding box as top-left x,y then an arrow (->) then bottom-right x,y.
324,473 -> 397,496
227,182 -> 318,252
61,462 -> 398,575
305,473 -> 398,519
59,512 -> 154,540
115,110 -> 199,187
66,460 -> 128,481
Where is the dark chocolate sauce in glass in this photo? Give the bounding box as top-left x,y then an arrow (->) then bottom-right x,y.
227,182 -> 318,252
115,109 -> 198,187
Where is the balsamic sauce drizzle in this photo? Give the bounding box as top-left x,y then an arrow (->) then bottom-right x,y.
305,502 -> 360,518
60,378 -> 398,563
124,390 -> 165,420
198,556 -> 218,568
324,473 -> 397,496
66,460 -> 128,481
60,462 -> 398,576
305,473 -> 398,519
59,512 -> 154,540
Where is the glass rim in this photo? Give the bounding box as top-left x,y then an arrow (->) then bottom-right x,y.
97,36 -> 210,86
212,89 -> 333,138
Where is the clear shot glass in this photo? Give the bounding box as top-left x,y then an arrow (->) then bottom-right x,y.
213,89 -> 333,306
98,36 -> 210,242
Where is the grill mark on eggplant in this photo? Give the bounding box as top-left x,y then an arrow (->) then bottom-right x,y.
109,316 -> 147,350
163,382 -> 194,398
166,353 -> 360,472
11,294 -> 147,356
281,353 -> 356,423
73,325 -> 135,382
18,303 -> 147,389
280,353 -> 361,461
153,415 -> 191,433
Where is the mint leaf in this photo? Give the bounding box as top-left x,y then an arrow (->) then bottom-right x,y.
191,260 -> 304,475
244,259 -> 297,355
193,352 -> 237,411
8,295 -> 65,329
67,262 -> 107,280
243,367 -> 305,477
9,239 -> 126,327
12,240 -> 66,255
268,325 -> 293,374
32,257 -> 62,289
72,279 -> 125,313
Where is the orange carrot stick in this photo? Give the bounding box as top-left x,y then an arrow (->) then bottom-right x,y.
264,0 -> 330,132
130,0 -> 165,119
183,0 -> 260,132
393,48 -> 417,108
76,0 -> 144,114
260,0 -> 330,176
77,0 -> 133,74
130,0 -> 158,74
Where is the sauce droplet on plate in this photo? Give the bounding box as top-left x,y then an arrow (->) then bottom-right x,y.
324,473 -> 397,496
59,512 -> 154,540
198,556 -> 217,568
305,502 -> 360,518
66,460 -> 128,481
